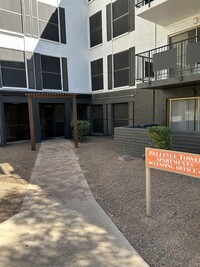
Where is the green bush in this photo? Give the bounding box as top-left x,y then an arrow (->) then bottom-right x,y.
147,126 -> 171,150
71,120 -> 91,142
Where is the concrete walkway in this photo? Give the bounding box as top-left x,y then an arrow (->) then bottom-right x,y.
0,139 -> 149,267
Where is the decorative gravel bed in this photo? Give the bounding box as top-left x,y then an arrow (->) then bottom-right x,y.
0,142 -> 39,223
76,136 -> 200,267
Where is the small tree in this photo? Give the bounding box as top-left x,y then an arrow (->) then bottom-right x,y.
147,126 -> 171,150
71,120 -> 91,142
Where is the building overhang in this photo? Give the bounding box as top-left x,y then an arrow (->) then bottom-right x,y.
136,74 -> 200,90
136,0 -> 200,26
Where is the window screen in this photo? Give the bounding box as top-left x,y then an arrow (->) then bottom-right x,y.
41,55 -> 61,90
38,3 -> 59,42
0,0 -> 22,14
114,51 -> 129,87
90,11 -> 102,47
0,10 -> 23,33
91,58 -> 103,91
0,48 -> 26,88
112,0 -> 129,38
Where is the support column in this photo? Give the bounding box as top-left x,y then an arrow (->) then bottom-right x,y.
0,95 -> 6,146
64,100 -> 71,139
103,104 -> 107,135
34,102 -> 41,142
86,105 -> 92,135
28,96 -> 36,151
128,101 -> 134,126
72,96 -> 78,148
107,104 -> 113,136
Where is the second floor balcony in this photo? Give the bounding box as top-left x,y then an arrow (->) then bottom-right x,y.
135,0 -> 200,26
136,35 -> 200,89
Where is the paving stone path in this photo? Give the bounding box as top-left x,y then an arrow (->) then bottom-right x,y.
0,139 -> 149,267
21,139 -> 94,211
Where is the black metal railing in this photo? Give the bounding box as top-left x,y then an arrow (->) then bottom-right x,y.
136,35 -> 200,84
135,0 -> 154,9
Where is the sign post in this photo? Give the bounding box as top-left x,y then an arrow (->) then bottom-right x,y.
146,166 -> 151,216
145,147 -> 200,216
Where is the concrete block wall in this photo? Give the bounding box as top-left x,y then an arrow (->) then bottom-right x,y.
114,127 -> 153,157
134,89 -> 154,125
172,132 -> 200,154
115,127 -> 200,158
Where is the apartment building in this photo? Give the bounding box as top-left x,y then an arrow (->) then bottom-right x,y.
89,0 -> 200,151
134,0 -> 200,151
0,0 -> 91,145
1,0 -> 200,148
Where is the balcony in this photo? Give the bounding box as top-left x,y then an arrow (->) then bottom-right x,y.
136,35 -> 200,89
135,0 -> 200,26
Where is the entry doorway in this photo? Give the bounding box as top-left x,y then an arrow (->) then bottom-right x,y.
39,104 -> 65,139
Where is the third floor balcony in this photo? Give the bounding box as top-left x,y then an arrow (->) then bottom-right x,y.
135,0 -> 200,26
136,34 -> 200,89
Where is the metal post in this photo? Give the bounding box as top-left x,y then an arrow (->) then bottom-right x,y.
72,96 -> 78,148
180,41 -> 183,81
142,56 -> 145,83
146,166 -> 151,216
148,51 -> 151,85
28,96 -> 36,151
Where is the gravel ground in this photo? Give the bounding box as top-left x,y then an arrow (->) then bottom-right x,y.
0,141 -> 39,223
76,136 -> 200,267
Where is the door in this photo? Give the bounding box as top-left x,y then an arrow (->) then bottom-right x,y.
40,105 -> 55,139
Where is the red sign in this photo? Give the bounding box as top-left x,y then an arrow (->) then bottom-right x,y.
146,148 -> 200,178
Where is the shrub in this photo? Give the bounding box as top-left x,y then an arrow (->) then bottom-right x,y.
147,126 -> 171,150
71,120 -> 91,142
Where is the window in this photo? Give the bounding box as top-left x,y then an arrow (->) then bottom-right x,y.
0,0 -> 23,34
0,1 -> 66,42
32,54 -> 67,90
114,51 -> 129,87
0,0 -> 22,13
107,48 -> 135,89
24,0 -> 38,37
106,0 -> 135,40
89,11 -> 102,47
0,48 -> 26,88
168,97 -> 200,132
38,3 -> 66,43
113,0 -> 129,38
91,58 -> 103,91
41,55 -> 61,90
38,3 -> 59,42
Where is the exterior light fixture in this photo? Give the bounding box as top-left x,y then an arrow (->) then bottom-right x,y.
193,17 -> 199,24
